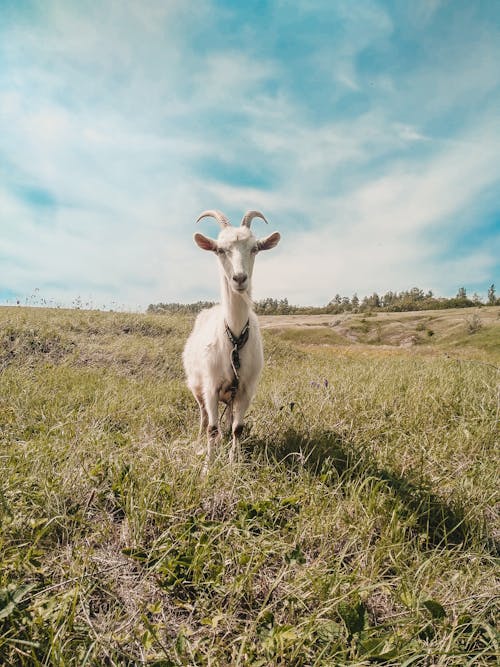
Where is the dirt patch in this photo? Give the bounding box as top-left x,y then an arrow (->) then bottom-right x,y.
259,314 -> 346,329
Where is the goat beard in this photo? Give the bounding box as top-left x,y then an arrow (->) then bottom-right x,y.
238,290 -> 254,310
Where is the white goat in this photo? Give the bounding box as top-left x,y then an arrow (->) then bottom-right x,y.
183,209 -> 281,466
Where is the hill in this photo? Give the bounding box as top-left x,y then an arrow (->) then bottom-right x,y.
0,306 -> 498,665
261,306 -> 500,361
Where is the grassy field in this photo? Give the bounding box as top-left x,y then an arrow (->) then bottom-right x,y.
0,305 -> 499,665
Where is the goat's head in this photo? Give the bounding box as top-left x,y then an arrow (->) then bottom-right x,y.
194,210 -> 280,295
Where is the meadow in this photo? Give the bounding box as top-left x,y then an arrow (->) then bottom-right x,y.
0,305 -> 499,666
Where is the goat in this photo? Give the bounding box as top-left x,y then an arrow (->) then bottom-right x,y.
183,209 -> 281,467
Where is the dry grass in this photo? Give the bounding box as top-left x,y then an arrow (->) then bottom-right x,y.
0,306 -> 498,665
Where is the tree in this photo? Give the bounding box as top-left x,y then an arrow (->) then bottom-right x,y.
487,284 -> 496,305
456,287 -> 467,300
341,296 -> 351,308
409,287 -> 425,301
278,298 -> 290,314
382,291 -> 396,308
472,292 -> 482,305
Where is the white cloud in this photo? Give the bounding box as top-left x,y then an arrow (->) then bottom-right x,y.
0,0 -> 499,308
251,110 -> 500,303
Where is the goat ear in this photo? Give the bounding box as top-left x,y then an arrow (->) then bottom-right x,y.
194,233 -> 217,252
257,232 -> 281,251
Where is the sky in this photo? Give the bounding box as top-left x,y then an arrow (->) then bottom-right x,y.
1,0 -> 499,309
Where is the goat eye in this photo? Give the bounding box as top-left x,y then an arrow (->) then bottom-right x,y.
251,245 -> 259,254
216,248 -> 226,255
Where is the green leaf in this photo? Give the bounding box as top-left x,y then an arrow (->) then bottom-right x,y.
338,601 -> 366,635
0,599 -> 16,620
316,621 -> 343,642
0,583 -> 36,620
399,588 -> 414,608
417,621 -> 435,640
175,630 -> 191,655
147,601 -> 162,615
201,613 -> 224,628
257,610 -> 274,631
423,599 -> 446,619
285,546 -> 306,565
360,635 -> 398,660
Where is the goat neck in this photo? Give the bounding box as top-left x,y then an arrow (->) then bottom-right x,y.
219,271 -> 251,336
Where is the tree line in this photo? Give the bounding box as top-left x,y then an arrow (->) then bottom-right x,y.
148,284 -> 499,316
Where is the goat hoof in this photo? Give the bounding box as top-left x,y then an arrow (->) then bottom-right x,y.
208,425 -> 219,440
233,424 -> 244,439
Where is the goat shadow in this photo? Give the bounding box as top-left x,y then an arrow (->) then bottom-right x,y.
243,427 -> 499,557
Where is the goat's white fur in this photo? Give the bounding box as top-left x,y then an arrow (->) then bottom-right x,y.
183,211 -> 280,467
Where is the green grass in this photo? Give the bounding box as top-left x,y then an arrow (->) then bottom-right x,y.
1,306 -> 499,665
266,326 -> 348,346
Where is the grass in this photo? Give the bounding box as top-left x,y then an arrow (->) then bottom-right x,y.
0,306 -> 499,665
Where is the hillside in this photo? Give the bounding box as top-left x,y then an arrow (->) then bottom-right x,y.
0,306 -> 498,665
261,306 -> 500,361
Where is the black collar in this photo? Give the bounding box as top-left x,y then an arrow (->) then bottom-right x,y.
224,319 -> 250,381
224,319 -> 250,351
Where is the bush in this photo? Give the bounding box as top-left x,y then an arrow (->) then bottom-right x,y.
466,314 -> 483,335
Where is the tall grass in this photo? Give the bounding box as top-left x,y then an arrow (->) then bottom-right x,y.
0,307 -> 498,665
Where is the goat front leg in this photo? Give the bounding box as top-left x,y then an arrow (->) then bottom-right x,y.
229,389 -> 252,464
194,391 -> 208,440
203,391 -> 220,471
223,401 -> 233,435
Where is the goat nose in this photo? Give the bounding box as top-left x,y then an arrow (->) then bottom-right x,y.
233,272 -> 247,285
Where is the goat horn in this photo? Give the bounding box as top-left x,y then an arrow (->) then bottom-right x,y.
241,210 -> 268,228
196,210 -> 230,228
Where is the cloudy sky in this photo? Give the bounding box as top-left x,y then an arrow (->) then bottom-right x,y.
1,0 -> 499,309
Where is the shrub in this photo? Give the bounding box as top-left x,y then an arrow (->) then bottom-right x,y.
466,314 -> 483,335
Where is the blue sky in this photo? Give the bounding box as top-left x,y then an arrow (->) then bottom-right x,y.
1,0 -> 499,308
